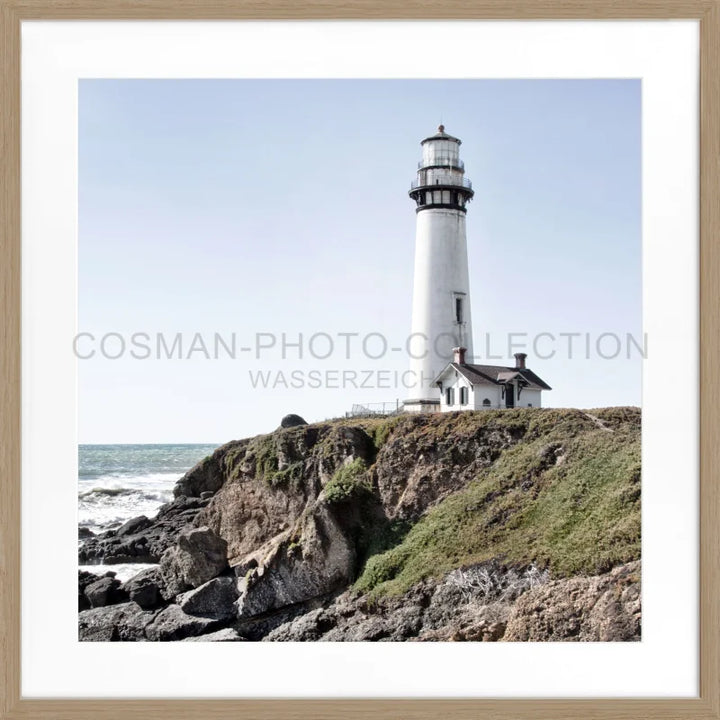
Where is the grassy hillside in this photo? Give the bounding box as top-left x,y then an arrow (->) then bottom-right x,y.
352,407 -> 641,598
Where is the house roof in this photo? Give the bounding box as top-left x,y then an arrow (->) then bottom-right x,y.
436,362 -> 552,391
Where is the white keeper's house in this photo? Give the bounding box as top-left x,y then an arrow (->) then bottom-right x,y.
435,348 -> 552,412
403,125 -> 552,413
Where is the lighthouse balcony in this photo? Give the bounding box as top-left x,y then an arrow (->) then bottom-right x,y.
410,177 -> 473,191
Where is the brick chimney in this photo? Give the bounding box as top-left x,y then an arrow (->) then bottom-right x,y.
514,352 -> 527,369
453,347 -> 467,365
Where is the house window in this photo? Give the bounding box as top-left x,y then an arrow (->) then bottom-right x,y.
460,387 -> 468,405
455,298 -> 463,323
446,387 -> 455,406
527,403 -> 533,407
482,398 -> 491,408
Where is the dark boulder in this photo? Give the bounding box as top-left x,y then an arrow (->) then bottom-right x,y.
121,567 -> 166,609
79,569 -> 101,589
280,414 -> 308,429
115,515 -> 152,537
145,605 -> 223,642
79,603 -> 157,641
78,570 -> 102,611
159,526 -> 228,599
177,576 -> 239,621
85,576 -> 129,608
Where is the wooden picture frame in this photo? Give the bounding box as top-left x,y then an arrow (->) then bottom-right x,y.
1,2 -> 718,718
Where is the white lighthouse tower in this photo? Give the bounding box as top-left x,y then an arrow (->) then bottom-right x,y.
405,126 -> 475,413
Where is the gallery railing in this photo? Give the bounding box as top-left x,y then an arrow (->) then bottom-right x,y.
346,402 -> 403,417
411,176 -> 473,190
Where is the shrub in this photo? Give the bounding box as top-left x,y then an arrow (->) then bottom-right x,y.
324,458 -> 371,504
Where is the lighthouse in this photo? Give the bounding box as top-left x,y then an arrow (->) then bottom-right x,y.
404,126 -> 475,413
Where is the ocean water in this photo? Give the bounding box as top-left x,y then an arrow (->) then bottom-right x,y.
77,562 -> 160,583
78,443 -> 218,535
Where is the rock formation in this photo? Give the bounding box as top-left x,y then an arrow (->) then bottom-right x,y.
78,407 -> 641,642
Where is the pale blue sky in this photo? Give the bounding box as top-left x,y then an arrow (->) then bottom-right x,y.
79,79 -> 641,443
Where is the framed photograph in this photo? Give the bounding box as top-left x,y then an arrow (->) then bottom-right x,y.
2,1 -> 718,718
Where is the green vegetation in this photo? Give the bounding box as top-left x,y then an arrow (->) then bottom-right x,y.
230,435 -> 303,489
356,517 -> 412,569
324,458 -> 372,504
252,436 -> 279,480
354,408 -> 641,598
269,461 -> 304,489
364,416 -> 404,454
225,444 -> 248,481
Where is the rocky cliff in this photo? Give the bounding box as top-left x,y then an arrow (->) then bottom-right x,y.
78,407 -> 641,642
